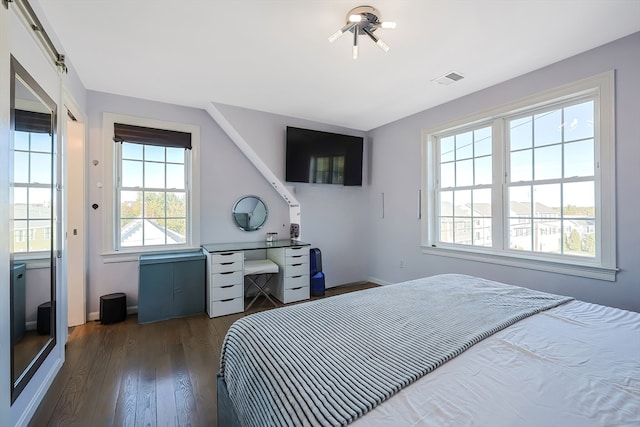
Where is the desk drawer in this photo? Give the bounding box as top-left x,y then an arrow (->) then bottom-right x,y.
211,297 -> 244,317
211,270 -> 243,287
211,252 -> 243,265
285,262 -> 309,277
282,285 -> 309,304
284,274 -> 309,290
211,283 -> 243,300
286,253 -> 309,265
210,260 -> 243,274
285,246 -> 307,257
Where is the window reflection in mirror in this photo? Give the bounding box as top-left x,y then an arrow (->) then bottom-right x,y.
232,195 -> 268,231
9,56 -> 57,403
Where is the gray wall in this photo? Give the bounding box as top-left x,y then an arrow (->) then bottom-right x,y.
85,95 -> 369,315
366,33 -> 640,312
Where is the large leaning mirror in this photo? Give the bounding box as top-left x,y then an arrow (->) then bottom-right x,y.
9,56 -> 57,403
232,195 -> 268,231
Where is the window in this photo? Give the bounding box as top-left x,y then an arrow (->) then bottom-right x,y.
423,72 -> 616,280
117,141 -> 187,248
12,127 -> 53,253
102,114 -> 200,261
507,100 -> 595,256
436,125 -> 492,247
310,155 -> 345,184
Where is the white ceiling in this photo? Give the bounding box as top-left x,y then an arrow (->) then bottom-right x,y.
34,0 -> 640,131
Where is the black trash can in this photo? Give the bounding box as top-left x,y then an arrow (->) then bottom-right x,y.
37,301 -> 51,335
100,292 -> 127,324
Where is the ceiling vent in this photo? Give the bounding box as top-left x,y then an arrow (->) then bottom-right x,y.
432,71 -> 465,85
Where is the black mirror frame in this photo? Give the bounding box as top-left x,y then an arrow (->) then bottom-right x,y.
9,55 -> 57,404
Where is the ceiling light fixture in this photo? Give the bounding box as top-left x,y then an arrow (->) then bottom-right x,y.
329,6 -> 396,59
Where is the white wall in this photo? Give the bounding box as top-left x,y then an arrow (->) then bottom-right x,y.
84,95 -> 369,316
366,33 -> 640,312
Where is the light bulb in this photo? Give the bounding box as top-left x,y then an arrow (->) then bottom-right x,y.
376,39 -> 390,52
381,21 -> 397,29
352,26 -> 359,59
348,14 -> 362,23
328,23 -> 357,43
328,29 -> 343,43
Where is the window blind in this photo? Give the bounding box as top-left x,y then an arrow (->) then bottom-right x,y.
113,123 -> 191,150
15,109 -> 52,134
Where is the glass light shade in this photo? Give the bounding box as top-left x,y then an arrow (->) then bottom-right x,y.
328,29 -> 343,43
376,39 -> 390,52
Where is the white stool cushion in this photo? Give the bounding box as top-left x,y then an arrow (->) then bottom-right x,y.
244,259 -> 279,275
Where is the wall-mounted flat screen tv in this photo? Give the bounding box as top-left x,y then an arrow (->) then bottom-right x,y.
285,126 -> 363,186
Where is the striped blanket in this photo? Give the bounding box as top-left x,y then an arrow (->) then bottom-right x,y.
219,274 -> 573,427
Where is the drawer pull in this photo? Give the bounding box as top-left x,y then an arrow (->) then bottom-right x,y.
292,275 -> 303,279
220,271 -> 234,275
221,261 -> 235,265
220,252 -> 235,256
291,255 -> 302,258
220,298 -> 234,302
291,263 -> 302,267
291,286 -> 303,291
221,285 -> 234,289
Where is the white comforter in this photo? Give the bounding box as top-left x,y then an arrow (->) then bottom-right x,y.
352,299 -> 640,427
220,274 -> 572,427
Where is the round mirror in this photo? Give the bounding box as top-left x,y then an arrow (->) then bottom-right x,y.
232,195 -> 268,231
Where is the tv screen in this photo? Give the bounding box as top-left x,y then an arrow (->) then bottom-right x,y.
285,126 -> 363,186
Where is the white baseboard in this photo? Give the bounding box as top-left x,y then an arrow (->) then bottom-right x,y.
88,306 -> 138,322
367,276 -> 392,286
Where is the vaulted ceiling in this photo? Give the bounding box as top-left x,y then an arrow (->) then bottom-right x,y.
34,0 -> 640,131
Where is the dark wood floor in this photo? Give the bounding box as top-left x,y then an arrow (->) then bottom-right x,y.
29,282 -> 378,427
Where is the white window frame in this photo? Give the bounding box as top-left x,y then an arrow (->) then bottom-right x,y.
421,72 -> 616,281
101,113 -> 200,263
12,129 -> 53,259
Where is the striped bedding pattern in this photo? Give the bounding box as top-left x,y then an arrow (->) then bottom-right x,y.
219,274 -> 573,427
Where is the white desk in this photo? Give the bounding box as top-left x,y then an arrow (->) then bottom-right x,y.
202,240 -> 311,318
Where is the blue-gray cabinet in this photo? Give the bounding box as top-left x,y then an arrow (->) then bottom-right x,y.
12,263 -> 26,343
138,251 -> 205,323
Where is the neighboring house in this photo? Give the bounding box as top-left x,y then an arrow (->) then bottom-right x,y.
12,204 -> 51,253
120,218 -> 185,247
440,201 -> 594,255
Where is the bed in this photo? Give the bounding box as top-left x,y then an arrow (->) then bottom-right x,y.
217,274 -> 640,427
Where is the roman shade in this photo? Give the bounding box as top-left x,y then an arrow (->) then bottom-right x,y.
15,109 -> 52,134
113,123 -> 191,150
